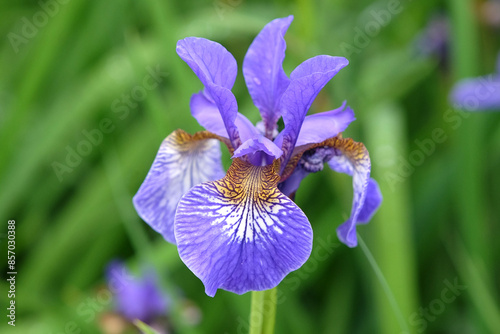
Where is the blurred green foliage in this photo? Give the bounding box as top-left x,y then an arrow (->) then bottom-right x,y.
0,0 -> 499,333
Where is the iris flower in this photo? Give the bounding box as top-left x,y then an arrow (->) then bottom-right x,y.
133,16 -> 382,297
450,52 -> 500,111
106,261 -> 168,323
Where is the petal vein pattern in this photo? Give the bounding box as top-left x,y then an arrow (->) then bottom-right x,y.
174,159 -> 313,296
277,55 -> 349,170
133,130 -> 225,244
243,16 -> 293,135
176,38 -> 242,147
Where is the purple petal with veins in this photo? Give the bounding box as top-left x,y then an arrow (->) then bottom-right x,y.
174,159 -> 312,296
327,138 -> 380,247
243,16 -> 293,137
295,102 -> 355,147
177,37 -> 242,147
133,130 -> 225,244
190,91 -> 259,142
276,55 -> 349,170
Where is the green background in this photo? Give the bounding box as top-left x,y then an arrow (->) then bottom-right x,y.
1,0 -> 499,333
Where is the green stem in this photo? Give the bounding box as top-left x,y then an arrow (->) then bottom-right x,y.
249,288 -> 278,334
358,234 -> 409,333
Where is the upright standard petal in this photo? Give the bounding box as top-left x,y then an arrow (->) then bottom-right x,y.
133,130 -> 225,244
243,16 -> 293,137
325,137 -> 380,247
276,55 -> 349,170
295,102 -> 355,147
176,37 -> 237,89
174,159 -> 313,297
177,38 -> 242,147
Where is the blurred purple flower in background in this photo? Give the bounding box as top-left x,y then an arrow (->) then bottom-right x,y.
414,14 -> 450,65
449,52 -> 500,111
106,261 -> 168,324
133,16 -> 382,297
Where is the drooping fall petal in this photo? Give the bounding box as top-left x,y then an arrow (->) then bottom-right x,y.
174,159 -> 313,296
326,137 -> 381,247
133,130 -> 225,243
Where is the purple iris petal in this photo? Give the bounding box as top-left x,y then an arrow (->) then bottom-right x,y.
133,130 -> 225,243
277,55 -> 349,169
174,159 -> 313,296
177,38 -> 241,147
327,139 -> 377,247
190,91 -> 259,141
243,16 -> 293,137
278,167 -> 309,198
235,113 -> 261,143
107,261 -> 168,323
295,102 -> 355,147
449,74 -> 500,111
190,92 -> 228,137
289,55 -> 349,80
357,179 -> 383,223
176,37 -> 237,88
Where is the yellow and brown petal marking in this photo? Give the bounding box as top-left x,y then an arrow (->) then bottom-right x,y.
133,129 -> 226,244
279,134 -> 380,247
280,134 -> 368,182
166,129 -> 234,155
174,158 -> 312,296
